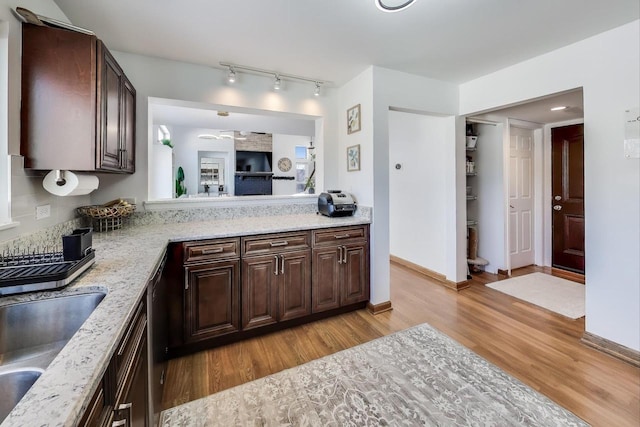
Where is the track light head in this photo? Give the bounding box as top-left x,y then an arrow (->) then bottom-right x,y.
227,67 -> 236,83
273,75 -> 282,91
314,82 -> 321,97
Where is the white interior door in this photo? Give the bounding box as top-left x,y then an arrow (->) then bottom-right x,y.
509,126 -> 535,269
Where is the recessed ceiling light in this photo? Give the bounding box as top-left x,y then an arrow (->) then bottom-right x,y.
375,0 -> 417,13
550,106 -> 568,111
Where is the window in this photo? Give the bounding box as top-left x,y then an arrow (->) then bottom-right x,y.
295,145 -> 314,193
158,124 -> 170,143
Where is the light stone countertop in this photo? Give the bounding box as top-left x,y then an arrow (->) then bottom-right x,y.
0,213 -> 370,427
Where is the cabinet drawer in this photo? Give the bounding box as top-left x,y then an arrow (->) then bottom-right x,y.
312,225 -> 368,247
242,232 -> 310,256
183,238 -> 240,263
115,300 -> 147,387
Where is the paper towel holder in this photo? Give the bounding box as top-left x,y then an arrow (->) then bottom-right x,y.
55,170 -> 67,186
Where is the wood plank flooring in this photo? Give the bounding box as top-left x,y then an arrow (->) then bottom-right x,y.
161,264 -> 640,427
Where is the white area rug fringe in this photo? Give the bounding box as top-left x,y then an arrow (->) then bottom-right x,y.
487,272 -> 585,319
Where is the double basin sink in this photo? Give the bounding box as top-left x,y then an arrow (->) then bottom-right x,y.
0,292 -> 105,423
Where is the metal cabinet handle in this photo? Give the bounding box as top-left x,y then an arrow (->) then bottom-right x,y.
280,255 -> 285,275
201,247 -> 223,255
334,234 -> 350,239
118,403 -> 132,411
274,256 -> 279,275
337,246 -> 343,264
342,246 -> 347,264
553,205 -> 562,211
270,241 -> 289,247
112,420 -> 126,427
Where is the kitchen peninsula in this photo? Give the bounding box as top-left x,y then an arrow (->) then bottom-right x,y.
0,207 -> 371,426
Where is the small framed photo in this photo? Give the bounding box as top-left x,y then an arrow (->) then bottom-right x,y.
347,104 -> 361,134
347,144 -> 360,172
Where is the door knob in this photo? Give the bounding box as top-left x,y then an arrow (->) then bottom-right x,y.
554,195 -> 562,201
553,205 -> 562,211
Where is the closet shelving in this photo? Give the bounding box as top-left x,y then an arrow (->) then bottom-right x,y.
465,123 -> 488,274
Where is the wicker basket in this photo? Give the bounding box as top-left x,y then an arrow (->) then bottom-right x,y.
77,200 -> 136,232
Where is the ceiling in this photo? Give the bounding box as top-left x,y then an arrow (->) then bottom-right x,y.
480,89 -> 584,124
152,103 -> 316,136
51,0 -> 639,86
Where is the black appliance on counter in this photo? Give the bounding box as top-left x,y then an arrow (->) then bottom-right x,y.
0,228 -> 95,296
318,191 -> 357,217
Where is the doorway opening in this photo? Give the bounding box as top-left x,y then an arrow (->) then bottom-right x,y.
464,88 -> 585,279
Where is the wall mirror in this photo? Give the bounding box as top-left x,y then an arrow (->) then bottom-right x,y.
148,99 -> 320,201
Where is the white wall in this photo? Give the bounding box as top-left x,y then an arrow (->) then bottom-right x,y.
389,111 -> 447,274
92,52 -> 338,206
460,21 -> 640,351
0,0 -> 93,244
150,141 -> 173,199
371,67 -> 463,291
170,126 -> 235,197
336,66 -> 460,305
272,134 -> 310,196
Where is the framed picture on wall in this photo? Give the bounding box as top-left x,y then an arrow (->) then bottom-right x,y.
347,144 -> 361,171
347,104 -> 361,134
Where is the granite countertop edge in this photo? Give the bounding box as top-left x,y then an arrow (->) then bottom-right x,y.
0,214 -> 370,427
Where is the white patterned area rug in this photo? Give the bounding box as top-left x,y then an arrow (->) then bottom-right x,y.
486,272 -> 585,319
160,323 -> 588,426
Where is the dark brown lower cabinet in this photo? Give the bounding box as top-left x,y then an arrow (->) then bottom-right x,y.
166,226 -> 368,356
79,296 -> 148,427
184,260 -> 240,342
242,249 -> 311,330
113,336 -> 148,427
312,226 -> 370,313
78,378 -> 112,427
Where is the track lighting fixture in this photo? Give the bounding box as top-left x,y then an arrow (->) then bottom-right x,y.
219,62 -> 329,97
227,66 -> 236,83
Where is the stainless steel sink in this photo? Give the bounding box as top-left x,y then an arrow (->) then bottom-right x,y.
0,369 -> 43,422
0,292 -> 105,422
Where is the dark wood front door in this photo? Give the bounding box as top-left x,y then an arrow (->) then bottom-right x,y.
551,124 -> 585,274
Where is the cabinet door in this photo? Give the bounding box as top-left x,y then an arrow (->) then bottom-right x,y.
78,378 -> 112,427
242,255 -> 278,330
114,336 -> 148,427
121,76 -> 136,173
184,260 -> 240,343
311,247 -> 341,313
279,250 -> 311,321
98,45 -> 123,171
341,244 -> 370,306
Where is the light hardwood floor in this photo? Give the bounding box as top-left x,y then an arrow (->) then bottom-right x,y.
162,264 -> 640,426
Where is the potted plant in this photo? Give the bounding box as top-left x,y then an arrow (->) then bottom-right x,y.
175,166 -> 187,197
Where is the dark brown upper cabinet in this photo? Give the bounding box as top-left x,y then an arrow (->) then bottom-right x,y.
20,23 -> 136,173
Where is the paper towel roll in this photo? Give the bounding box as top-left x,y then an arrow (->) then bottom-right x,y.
43,170 -> 99,196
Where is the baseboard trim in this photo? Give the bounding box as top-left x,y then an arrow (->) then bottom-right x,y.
552,267 -> 585,284
581,331 -> 640,367
390,255 -> 469,291
366,301 -> 393,315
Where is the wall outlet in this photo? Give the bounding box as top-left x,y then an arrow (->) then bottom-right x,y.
36,204 -> 51,220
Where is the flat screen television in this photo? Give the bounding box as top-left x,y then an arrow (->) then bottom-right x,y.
235,151 -> 273,173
